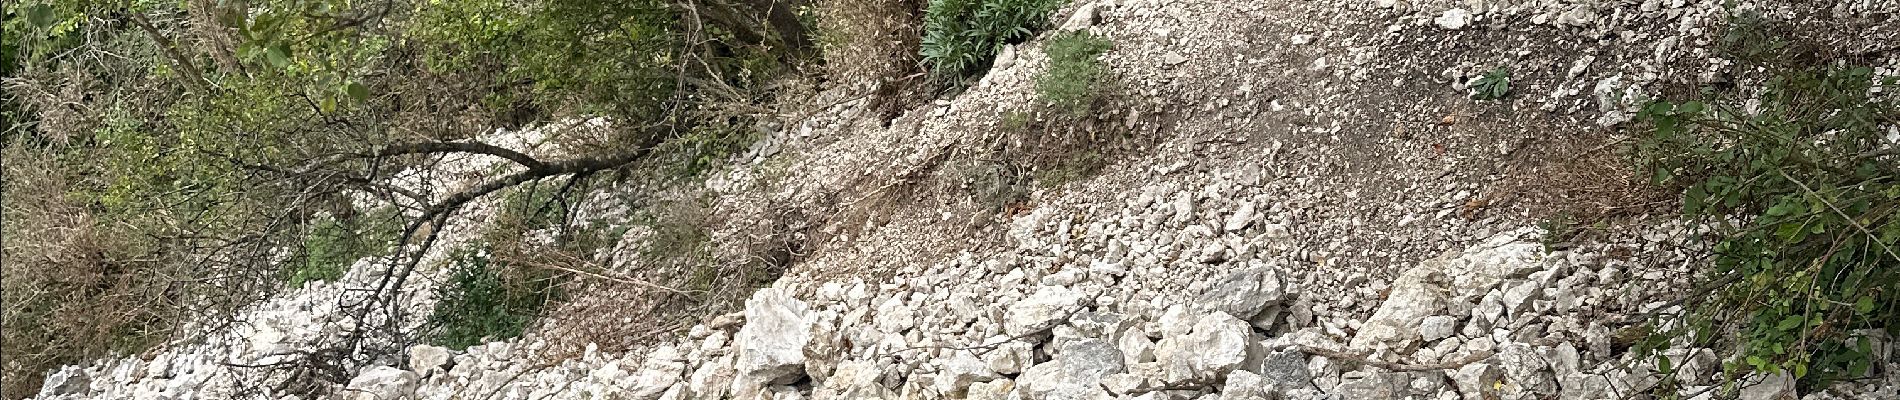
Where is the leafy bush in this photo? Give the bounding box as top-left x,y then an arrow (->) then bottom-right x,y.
427,245 -> 560,350
1037,31 -> 1113,117
921,0 -> 1068,81
1633,61 -> 1899,390
411,0 -> 681,126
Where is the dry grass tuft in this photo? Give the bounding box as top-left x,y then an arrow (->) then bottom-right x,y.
1495,132 -> 1676,242
1,148 -> 182,399
814,0 -> 931,123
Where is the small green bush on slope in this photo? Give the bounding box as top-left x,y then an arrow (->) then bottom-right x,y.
1037,31 -> 1113,117
921,0 -> 1068,81
1632,10 -> 1899,393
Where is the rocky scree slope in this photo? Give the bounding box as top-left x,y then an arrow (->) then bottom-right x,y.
31,0 -> 1900,399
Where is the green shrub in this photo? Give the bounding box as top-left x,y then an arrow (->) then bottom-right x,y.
1633,63 -> 1899,390
921,0 -> 1068,81
289,210 -> 400,287
290,218 -> 357,287
1037,31 -> 1113,117
426,245 -> 560,350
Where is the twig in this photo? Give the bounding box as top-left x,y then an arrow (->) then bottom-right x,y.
1776,168 -> 1900,263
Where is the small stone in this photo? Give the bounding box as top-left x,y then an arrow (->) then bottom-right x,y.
1224,202 -> 1257,232
1157,312 -> 1250,382
1351,260 -> 1450,353
1021,339 -> 1124,400
1101,373 -> 1145,395
1419,316 -> 1458,342
1496,344 -> 1558,397
1256,349 -> 1314,393
733,288 -> 816,396
1501,280 -> 1543,321
967,379 -> 1016,400
1225,370 -> 1271,399
1435,9 -> 1472,30
1453,363 -> 1502,400
1163,53 -> 1189,65
935,351 -> 999,395
1333,371 -> 1410,400
407,345 -> 452,376
1059,2 -> 1101,31
1739,372 -> 1796,400
345,366 -> 419,400
986,340 -> 1036,375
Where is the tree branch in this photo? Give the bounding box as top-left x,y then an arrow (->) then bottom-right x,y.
369,141 -> 549,171
126,12 -> 212,92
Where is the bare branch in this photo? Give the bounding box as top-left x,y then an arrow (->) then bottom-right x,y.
369,141 -> 550,171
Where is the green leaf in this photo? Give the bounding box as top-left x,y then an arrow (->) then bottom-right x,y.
1679,101 -> 1704,114
1857,296 -> 1877,314
1684,184 -> 1707,215
1657,355 -> 1674,374
1776,315 -> 1804,330
266,44 -> 291,68
345,82 -> 370,101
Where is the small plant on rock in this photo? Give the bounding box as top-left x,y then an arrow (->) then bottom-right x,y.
1469,67 -> 1511,101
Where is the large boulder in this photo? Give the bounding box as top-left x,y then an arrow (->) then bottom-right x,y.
1156,312 -> 1251,382
1006,286 -> 1087,337
732,287 -> 816,397
1020,339 -> 1126,400
1195,267 -> 1285,320
345,366 -> 419,400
